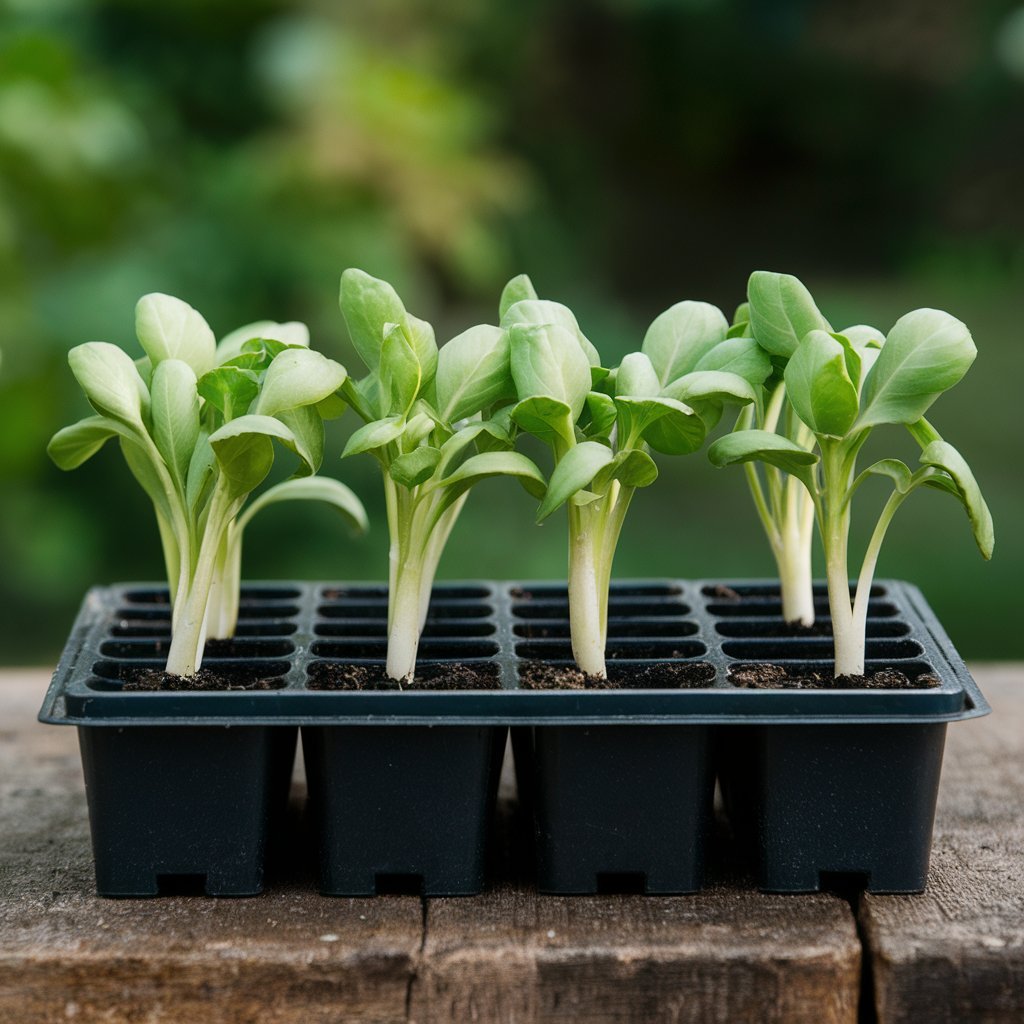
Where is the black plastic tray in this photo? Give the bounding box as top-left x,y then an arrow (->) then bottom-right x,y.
38,579 -> 989,726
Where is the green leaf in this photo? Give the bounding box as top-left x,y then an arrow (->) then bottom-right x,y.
435,451 -> 547,514
857,309 -> 977,428
840,324 -> 885,350
135,293 -> 216,376
615,352 -> 661,398
150,359 -> 200,491
708,429 -> 819,489
198,366 -> 259,421
642,301 -> 728,385
47,416 -> 122,470
746,271 -> 831,358
592,448 -> 659,492
120,436 -> 173,522
209,414 -> 300,498
692,337 -> 773,384
583,391 -> 617,439
435,324 -> 512,422
377,324 -> 422,417
732,301 -> 750,326
68,342 -> 147,429
511,395 -> 576,448
499,274 -> 538,319
853,459 -> 914,495
436,418 -> 512,476
216,320 -> 309,363
403,313 -> 438,386
404,409 -> 437,449
255,349 -> 348,418
238,476 -> 368,535
619,397 -> 707,455
338,269 -> 408,371
784,330 -> 860,437
662,370 -> 758,407
918,440 -> 994,559
510,323 -> 592,422
502,299 -> 601,366
276,404 -> 324,474
536,442 -> 615,521
185,432 -> 216,512
342,416 -> 407,458
390,446 -> 442,488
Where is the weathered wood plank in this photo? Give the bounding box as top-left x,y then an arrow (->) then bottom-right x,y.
0,671 -> 422,1024
862,665 -> 1024,1024
0,669 -> 864,1023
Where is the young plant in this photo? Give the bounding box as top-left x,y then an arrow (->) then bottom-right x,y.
709,276 -> 994,677
337,270 -> 545,683
729,272 -> 834,626
505,281 -> 771,677
49,294 -> 366,676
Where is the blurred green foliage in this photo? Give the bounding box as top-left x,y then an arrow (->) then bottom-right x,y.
1,0 -> 1022,662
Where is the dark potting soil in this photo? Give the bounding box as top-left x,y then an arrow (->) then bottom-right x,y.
519,661 -> 716,690
730,663 -> 940,690
307,663 -> 502,691
122,668 -> 278,691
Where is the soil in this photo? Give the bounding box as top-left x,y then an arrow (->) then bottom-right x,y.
307,663 -> 502,691
519,661 -> 716,690
122,668 -> 278,691
730,663 -> 940,690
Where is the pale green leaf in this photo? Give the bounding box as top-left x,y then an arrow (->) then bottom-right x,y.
209,414 -> 299,498
390,446 -> 442,488
216,320 -> 309,362
662,370 -> 758,407
857,309 -> 977,428
435,324 -> 512,422
254,349 -> 348,418
48,416 -> 121,470
615,352 -> 661,398
784,330 -> 859,437
342,416 -> 406,457
150,358 -> 200,491
918,440 -> 994,559
135,293 -> 216,375
536,441 -> 615,521
692,337 -> 773,384
237,476 -> 367,535
511,395 -> 577,448
592,448 -> 659,492
746,271 -> 831,358
502,298 -> 601,366
708,429 -> 819,489
68,342 -> 147,429
510,323 -> 592,422
499,274 -> 538,319
642,301 -> 728,385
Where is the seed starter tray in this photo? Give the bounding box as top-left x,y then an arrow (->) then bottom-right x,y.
39,578 -> 989,725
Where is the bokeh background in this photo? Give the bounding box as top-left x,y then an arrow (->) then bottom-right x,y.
1,0 -> 1021,664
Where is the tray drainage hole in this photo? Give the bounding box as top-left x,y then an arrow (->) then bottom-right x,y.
156,873 -> 208,896
375,873 -> 424,896
595,872 -> 647,895
818,871 -> 870,897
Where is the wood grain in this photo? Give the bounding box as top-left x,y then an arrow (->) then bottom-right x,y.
861,664 -> 1024,1024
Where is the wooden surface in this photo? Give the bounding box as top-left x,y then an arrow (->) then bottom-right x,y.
0,667 -> 1020,1023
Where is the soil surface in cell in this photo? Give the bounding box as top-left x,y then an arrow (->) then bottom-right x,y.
307,663 -> 502,691
730,663 -> 939,690
520,661 -> 716,690
122,668 -> 278,691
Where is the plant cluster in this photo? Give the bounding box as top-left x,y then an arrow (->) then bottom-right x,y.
50,271 -> 993,684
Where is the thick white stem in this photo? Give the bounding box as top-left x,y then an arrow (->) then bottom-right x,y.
386,563 -> 423,683
821,444 -> 861,678
206,534 -> 241,640
568,508 -> 606,678
776,528 -> 815,627
165,487 -> 231,676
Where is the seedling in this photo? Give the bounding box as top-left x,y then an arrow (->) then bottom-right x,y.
337,269 -> 545,683
49,294 -> 366,676
731,272 -> 834,625
507,280 -> 770,677
710,274 -> 993,677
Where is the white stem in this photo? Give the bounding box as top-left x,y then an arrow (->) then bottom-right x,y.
165,485 -> 231,676
776,527 -> 815,627
820,443 -> 860,677
386,560 -> 423,683
568,509 -> 606,678
206,532 -> 241,640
